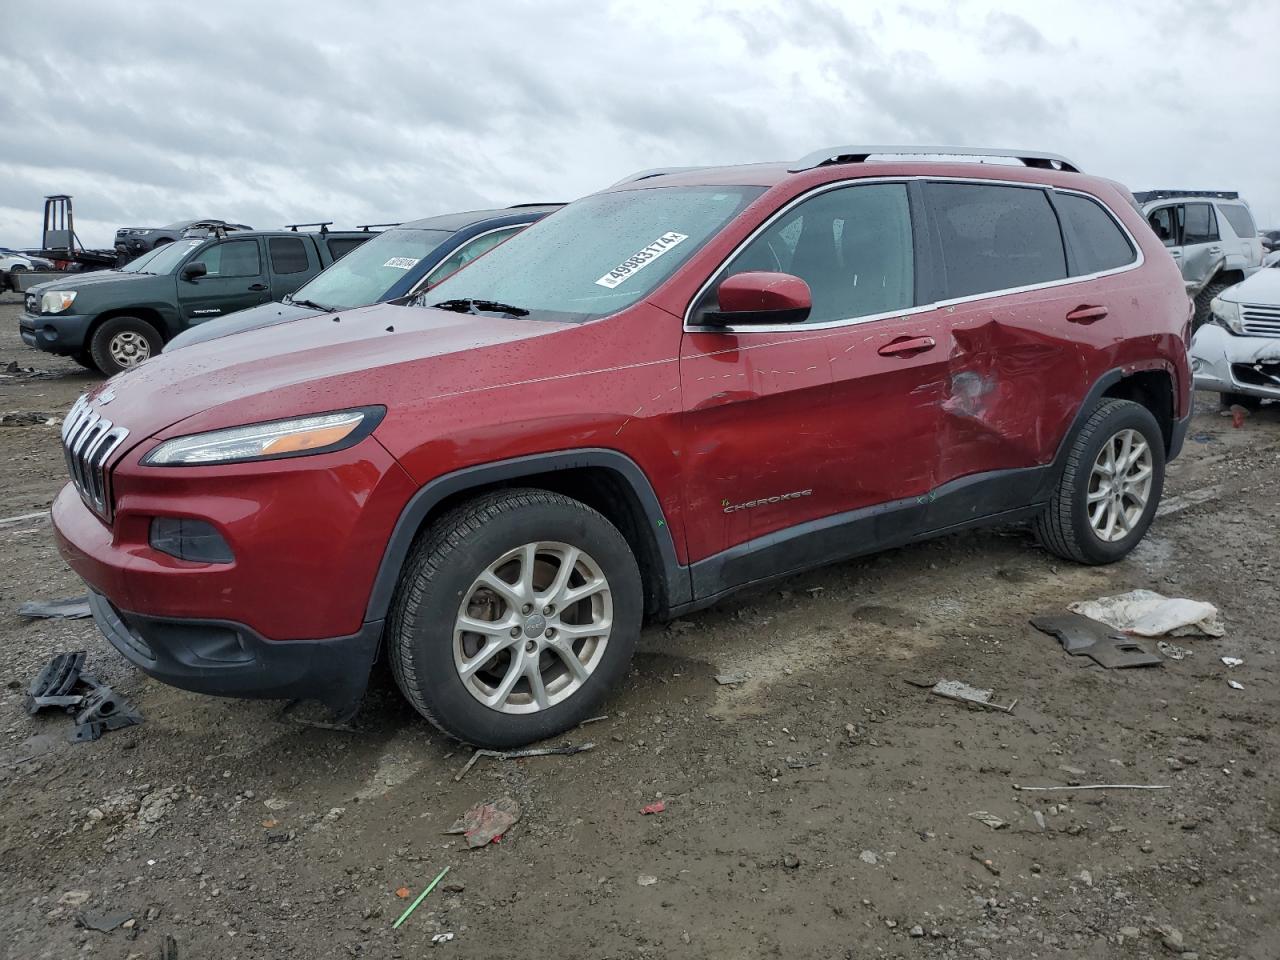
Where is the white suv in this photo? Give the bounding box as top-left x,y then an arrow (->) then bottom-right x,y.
1191,260 -> 1280,407
1136,190 -> 1264,327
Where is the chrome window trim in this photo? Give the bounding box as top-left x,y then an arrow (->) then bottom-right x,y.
409,225 -> 526,295
682,175 -> 1146,335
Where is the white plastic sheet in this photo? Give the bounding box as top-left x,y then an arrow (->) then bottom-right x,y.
1068,589 -> 1224,638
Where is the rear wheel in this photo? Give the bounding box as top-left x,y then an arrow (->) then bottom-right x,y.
387,488 -> 642,747
71,352 -> 97,371
89,316 -> 162,376
1192,279 -> 1230,330
7,263 -> 27,291
1034,399 -> 1166,564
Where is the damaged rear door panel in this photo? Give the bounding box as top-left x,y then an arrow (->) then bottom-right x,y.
920,180 -> 1140,523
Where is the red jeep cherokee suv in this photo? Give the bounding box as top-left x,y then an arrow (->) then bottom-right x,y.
53,146 -> 1192,747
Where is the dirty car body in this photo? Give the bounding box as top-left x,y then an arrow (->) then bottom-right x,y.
51,146 -> 1192,746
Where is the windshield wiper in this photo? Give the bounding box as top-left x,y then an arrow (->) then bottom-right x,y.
430,298 -> 529,317
286,297 -> 333,313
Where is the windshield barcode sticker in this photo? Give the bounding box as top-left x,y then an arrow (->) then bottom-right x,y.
384,257 -> 420,269
594,232 -> 688,289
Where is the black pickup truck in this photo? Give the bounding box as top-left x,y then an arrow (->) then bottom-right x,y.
21,229 -> 370,375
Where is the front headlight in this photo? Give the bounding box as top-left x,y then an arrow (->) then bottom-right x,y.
142,407 -> 384,466
1209,297 -> 1243,334
41,291 -> 77,314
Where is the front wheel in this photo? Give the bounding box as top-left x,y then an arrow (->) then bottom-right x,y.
89,316 -> 162,376
387,488 -> 642,747
1034,398 -> 1166,565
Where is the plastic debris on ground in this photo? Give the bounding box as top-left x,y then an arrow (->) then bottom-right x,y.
1157,641 -> 1192,661
640,801 -> 666,815
1068,590 -> 1224,638
1221,656 -> 1244,667
1228,679 -> 1245,690
969,811 -> 1008,830
446,798 -> 521,848
17,596 -> 91,620
432,932 -> 455,944
75,909 -> 132,932
25,651 -> 143,742
714,673 -> 748,685
637,875 -> 658,886
453,741 -> 594,781
930,679 -> 1017,714
1030,612 -> 1162,669
392,866 -> 450,930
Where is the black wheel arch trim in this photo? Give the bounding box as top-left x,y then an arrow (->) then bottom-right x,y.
363,448 -> 691,624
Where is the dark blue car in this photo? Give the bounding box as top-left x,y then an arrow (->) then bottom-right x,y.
166,204 -> 562,350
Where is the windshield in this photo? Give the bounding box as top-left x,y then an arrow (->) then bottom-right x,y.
120,238 -> 207,274
291,228 -> 455,310
420,186 -> 765,322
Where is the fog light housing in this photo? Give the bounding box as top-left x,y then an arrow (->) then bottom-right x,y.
149,518 -> 234,564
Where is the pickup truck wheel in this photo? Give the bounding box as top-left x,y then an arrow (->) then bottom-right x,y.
387,488 -> 642,748
1034,399 -> 1165,565
71,352 -> 97,370
89,316 -> 162,375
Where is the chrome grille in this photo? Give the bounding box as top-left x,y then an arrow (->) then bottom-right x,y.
1241,302 -> 1280,337
61,396 -> 129,519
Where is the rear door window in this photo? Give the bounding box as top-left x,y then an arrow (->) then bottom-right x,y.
269,237 -> 311,275
925,182 -> 1066,298
1055,193 -> 1136,275
1218,203 -> 1256,239
190,239 -> 262,278
1183,203 -> 1219,244
705,182 -> 915,323
1147,206 -> 1179,246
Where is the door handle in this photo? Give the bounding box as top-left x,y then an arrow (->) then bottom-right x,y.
1207,246 -> 1221,254
1066,304 -> 1108,324
248,283 -> 268,291
877,336 -> 936,357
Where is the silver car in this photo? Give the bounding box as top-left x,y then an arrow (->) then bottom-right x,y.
1137,190 -> 1265,327
1190,260 -> 1280,406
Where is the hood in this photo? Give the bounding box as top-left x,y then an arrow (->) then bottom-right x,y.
86,301 -> 573,453
1224,266 -> 1280,305
28,268 -> 158,296
165,300 -> 319,352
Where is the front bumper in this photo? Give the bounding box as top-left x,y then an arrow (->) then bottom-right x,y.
1189,323 -> 1280,400
88,591 -> 381,715
20,308 -> 92,354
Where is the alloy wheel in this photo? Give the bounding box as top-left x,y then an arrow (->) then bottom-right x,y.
1087,428 -> 1153,542
452,541 -> 613,714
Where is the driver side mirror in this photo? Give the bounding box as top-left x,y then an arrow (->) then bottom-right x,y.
701,271 -> 811,326
181,261 -> 207,281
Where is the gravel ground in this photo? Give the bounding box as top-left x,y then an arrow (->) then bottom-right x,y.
1,291 -> 1278,959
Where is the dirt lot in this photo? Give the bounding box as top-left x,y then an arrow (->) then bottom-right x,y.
1,292 -> 1277,960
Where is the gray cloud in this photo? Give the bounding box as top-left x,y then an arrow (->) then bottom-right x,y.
1,0 -> 1278,250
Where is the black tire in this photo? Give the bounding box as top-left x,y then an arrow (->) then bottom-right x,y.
1219,392 -> 1262,411
71,352 -> 98,371
88,316 -> 162,376
1034,398 -> 1166,565
7,263 -> 26,291
1192,279 -> 1230,331
387,488 -> 642,747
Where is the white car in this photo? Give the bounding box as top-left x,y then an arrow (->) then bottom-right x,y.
1191,261 -> 1280,406
0,250 -> 54,291
1136,190 -> 1265,327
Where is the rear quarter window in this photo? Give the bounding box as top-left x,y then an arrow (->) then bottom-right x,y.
1055,193 -> 1136,275
925,182 -> 1067,298
326,237 -> 369,260
1218,203 -> 1256,240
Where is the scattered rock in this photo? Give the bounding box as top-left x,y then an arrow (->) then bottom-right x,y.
59,890 -> 91,907
909,925 -> 925,937
782,853 -> 801,869
859,850 -> 879,865
637,875 -> 658,887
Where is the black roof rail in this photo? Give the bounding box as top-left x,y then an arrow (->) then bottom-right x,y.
285,221 -> 333,235
356,222 -> 401,232
505,202 -> 565,209
1132,190 -> 1240,203
788,145 -> 1081,174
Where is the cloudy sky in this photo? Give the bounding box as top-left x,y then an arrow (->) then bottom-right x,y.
2,0 -> 1277,249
